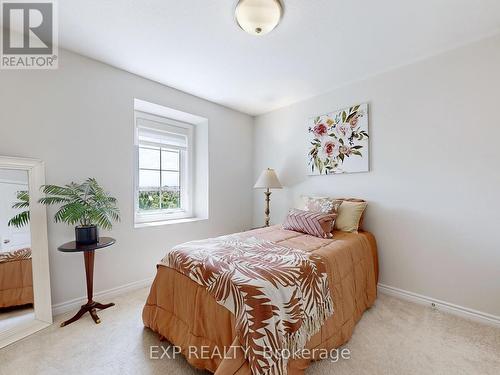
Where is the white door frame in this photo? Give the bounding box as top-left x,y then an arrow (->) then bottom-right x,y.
0,156 -> 52,348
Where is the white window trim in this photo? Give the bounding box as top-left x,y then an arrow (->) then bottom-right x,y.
134,110 -> 194,225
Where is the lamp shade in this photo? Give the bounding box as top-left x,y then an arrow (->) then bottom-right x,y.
254,168 -> 282,189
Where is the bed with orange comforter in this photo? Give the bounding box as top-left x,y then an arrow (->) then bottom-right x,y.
0,248 -> 33,308
143,226 -> 378,374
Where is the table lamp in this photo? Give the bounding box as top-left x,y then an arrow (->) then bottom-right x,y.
254,168 -> 282,226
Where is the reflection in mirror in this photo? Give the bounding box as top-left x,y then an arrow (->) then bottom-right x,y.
0,169 -> 34,332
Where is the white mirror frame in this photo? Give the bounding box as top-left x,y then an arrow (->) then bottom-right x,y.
0,156 -> 52,348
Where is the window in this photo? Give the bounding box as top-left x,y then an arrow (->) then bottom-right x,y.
135,111 -> 193,224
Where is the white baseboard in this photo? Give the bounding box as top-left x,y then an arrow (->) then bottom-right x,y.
378,283 -> 500,327
52,277 -> 154,316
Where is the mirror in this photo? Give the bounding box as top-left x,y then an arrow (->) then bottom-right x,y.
0,157 -> 52,348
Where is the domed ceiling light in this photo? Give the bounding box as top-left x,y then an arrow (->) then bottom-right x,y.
235,0 -> 284,36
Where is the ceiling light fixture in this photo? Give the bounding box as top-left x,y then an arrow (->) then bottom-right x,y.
235,0 -> 283,36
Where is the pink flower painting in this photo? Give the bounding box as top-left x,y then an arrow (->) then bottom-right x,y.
308,103 -> 369,175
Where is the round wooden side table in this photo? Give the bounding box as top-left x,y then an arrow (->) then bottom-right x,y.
57,237 -> 116,327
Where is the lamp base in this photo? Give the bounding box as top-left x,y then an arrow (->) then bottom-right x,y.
264,189 -> 271,227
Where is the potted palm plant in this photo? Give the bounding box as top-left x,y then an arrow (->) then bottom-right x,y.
8,190 -> 30,228
39,178 -> 120,245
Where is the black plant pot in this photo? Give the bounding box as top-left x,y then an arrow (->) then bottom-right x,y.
75,225 -> 99,245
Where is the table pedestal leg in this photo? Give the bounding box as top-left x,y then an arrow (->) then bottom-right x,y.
60,250 -> 115,327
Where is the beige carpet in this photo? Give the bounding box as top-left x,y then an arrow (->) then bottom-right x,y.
0,306 -> 34,332
0,288 -> 499,375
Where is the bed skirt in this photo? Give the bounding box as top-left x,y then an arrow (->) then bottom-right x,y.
0,257 -> 34,308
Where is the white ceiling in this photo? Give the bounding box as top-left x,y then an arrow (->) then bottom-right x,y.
58,0 -> 500,115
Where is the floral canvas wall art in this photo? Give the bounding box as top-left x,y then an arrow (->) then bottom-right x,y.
308,103 -> 369,175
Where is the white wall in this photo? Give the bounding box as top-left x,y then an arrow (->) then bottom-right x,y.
253,35 -> 500,316
0,49 -> 254,306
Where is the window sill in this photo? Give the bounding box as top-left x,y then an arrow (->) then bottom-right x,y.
134,217 -> 208,229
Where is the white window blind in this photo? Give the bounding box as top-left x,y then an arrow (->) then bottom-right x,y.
137,118 -> 188,150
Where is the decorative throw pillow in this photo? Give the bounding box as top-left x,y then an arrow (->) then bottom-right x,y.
337,198 -> 367,229
334,200 -> 367,233
283,209 -> 337,238
302,196 -> 343,215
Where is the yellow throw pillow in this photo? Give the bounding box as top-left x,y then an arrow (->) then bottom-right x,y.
334,200 -> 367,233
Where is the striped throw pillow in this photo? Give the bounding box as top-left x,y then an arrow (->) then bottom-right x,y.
283,209 -> 337,238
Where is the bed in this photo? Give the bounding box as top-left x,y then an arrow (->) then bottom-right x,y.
143,226 -> 378,374
0,248 -> 34,309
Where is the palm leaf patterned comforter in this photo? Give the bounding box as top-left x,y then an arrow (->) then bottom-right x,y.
160,234 -> 334,375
